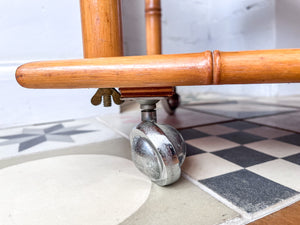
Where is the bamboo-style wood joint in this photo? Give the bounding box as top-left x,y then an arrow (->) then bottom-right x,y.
15,49 -> 300,90
145,0 -> 161,14
213,49 -> 300,84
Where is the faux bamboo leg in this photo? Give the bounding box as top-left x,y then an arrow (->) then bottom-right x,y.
120,0 -> 174,98
80,0 -> 123,106
145,0 -> 180,114
80,0 -> 123,57
145,0 -> 162,55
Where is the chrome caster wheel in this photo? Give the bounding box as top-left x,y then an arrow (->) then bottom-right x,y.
130,100 -> 186,186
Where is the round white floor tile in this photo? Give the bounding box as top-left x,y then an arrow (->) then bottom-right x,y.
0,155 -> 151,225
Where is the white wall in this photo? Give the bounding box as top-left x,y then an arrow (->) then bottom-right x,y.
1,0 -> 300,128
0,0 -> 118,129
161,0 -> 279,96
272,0 -> 300,96
122,0 -> 300,97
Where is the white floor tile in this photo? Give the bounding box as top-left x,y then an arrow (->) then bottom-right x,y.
0,155 -> 151,225
248,111 -> 300,133
194,124 -> 238,136
248,159 -> 300,192
186,136 -> 240,152
182,153 -> 242,180
245,140 -> 300,158
244,126 -> 292,139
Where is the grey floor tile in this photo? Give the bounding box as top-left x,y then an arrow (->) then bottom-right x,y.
200,169 -> 298,213
255,96 -> 300,108
186,143 -> 206,157
185,102 -> 296,119
283,153 -> 300,166
220,132 -> 266,145
160,108 -> 231,129
179,129 -> 209,140
213,146 -> 276,168
277,134 -> 300,147
248,111 -> 300,133
222,121 -> 260,130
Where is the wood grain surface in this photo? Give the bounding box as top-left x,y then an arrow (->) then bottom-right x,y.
250,201 -> 300,225
16,49 -> 300,89
16,51 -> 213,88
120,0 -> 174,98
80,0 -> 123,58
145,0 -> 162,55
213,49 -> 300,84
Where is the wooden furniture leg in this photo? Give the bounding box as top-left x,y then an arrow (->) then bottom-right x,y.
80,0 -> 123,107
145,0 -> 180,115
120,0 -> 174,99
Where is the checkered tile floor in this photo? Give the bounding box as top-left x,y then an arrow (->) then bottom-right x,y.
1,94 -> 300,222
181,121 -> 300,214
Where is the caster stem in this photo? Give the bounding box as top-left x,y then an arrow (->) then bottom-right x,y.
139,100 -> 159,123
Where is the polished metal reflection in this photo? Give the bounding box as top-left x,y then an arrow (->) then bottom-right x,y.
130,121 -> 186,186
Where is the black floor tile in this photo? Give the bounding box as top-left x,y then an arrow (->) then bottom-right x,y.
220,132 -> 266,144
222,121 -> 260,130
186,143 -> 205,157
277,134 -> 300,147
179,129 -> 208,140
283,153 -> 300,166
200,169 -> 298,213
213,146 -> 276,168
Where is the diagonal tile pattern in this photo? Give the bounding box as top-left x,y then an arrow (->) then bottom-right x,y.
178,95 -> 300,218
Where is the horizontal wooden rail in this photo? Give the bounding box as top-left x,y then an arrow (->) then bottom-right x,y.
213,49 -> 300,84
16,49 -> 300,89
16,51 -> 213,88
